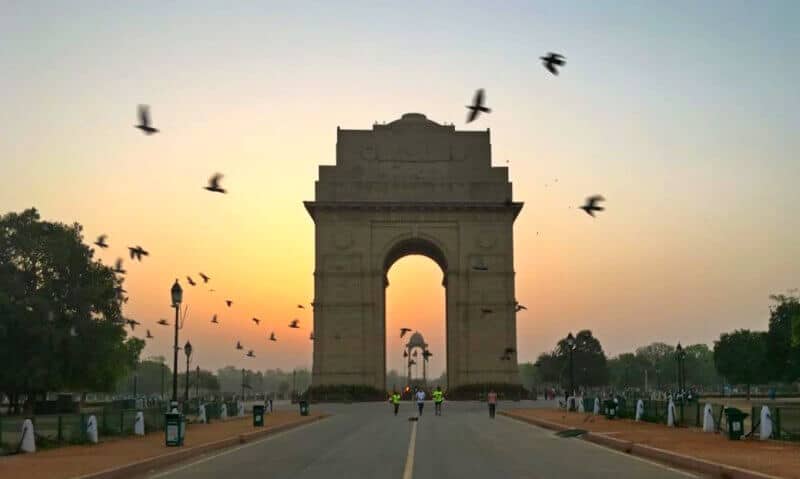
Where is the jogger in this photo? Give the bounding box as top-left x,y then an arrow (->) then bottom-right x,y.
488,389 -> 497,418
415,388 -> 426,416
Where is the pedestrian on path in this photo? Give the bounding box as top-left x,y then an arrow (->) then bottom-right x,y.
391,390 -> 401,416
488,389 -> 497,418
415,388 -> 426,416
433,386 -> 444,416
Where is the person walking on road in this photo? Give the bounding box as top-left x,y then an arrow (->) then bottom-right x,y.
433,386 -> 444,416
488,389 -> 498,419
415,388 -> 426,416
391,390 -> 401,416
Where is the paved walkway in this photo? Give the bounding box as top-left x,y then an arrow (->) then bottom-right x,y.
0,411 -> 321,479
151,401 -> 693,479
507,408 -> 800,478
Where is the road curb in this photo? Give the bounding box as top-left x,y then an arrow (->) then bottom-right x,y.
500,412 -> 780,479
75,414 -> 328,479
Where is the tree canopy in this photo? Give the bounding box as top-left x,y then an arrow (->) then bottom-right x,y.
0,209 -> 142,409
534,330 -> 609,389
714,329 -> 767,399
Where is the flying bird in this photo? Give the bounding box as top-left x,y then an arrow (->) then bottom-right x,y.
504,347 -> 516,355
408,359 -> 417,366
289,319 -> 300,329
125,318 -> 140,331
199,273 -> 210,283
297,304 -> 304,309
94,235 -> 109,249
580,195 -> 606,217
472,265 -> 489,271
236,341 -> 243,350
156,318 -> 169,326
252,317 -> 261,326
400,328 -> 412,338
499,354 -> 512,361
540,52 -> 566,75
211,314 -> 218,324
135,105 -> 159,135
515,303 -> 528,312
113,258 -> 126,274
466,88 -> 491,123
422,350 -> 433,361
128,246 -> 149,261
246,350 -> 255,358
226,300 -> 233,307
204,173 -> 227,194
146,329 -> 153,339
269,332 -> 277,341
481,308 -> 493,315
186,276 -> 196,286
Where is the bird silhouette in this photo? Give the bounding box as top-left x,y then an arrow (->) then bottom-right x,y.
515,303 -> 528,312
540,52 -> 566,75
289,319 -> 300,329
156,319 -> 169,326
408,359 -> 417,366
128,246 -> 149,261
204,173 -> 227,194
400,328 -> 412,338
246,350 -> 255,358
309,332 -> 315,340
226,300 -> 233,307
481,308 -> 493,315
199,272 -> 210,283
113,258 -> 126,274
422,350 -> 433,361
186,276 -> 196,286
135,105 -> 159,135
499,354 -> 512,361
252,317 -> 260,326
146,329 -> 153,339
580,195 -> 606,217
125,319 -> 140,331
466,88 -> 491,123
472,265 -> 489,271
211,314 -> 218,324
297,304 -> 304,309
504,347 -> 516,355
269,332 -> 277,341
236,341 -> 243,350
209,289 -> 216,293
94,235 -> 109,249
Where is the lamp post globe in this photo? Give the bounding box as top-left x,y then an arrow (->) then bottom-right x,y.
171,280 -> 183,306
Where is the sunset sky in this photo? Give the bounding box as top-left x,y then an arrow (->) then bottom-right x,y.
2,2 -> 798,377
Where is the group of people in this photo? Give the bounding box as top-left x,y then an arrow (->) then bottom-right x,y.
389,387 -> 499,418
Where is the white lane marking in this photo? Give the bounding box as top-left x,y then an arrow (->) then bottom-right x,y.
402,421 -> 418,479
498,415 -> 698,478
149,419 -> 323,478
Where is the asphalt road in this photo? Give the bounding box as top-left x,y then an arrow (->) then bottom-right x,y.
151,400 -> 695,479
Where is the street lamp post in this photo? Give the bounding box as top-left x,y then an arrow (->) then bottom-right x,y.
195,365 -> 200,406
184,341 -> 192,407
566,333 -> 576,396
676,342 -> 686,396
170,279 -> 183,411
241,368 -> 246,402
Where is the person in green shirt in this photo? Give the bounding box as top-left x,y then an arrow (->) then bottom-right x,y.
390,390 -> 401,416
433,386 -> 444,416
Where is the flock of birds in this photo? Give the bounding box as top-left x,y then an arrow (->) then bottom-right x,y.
98,49 -> 602,367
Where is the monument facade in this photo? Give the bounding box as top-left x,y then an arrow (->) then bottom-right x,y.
305,113 -> 523,390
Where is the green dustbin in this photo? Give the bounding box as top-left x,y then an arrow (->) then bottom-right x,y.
299,400 -> 309,416
604,399 -> 618,419
165,411 -> 184,446
253,404 -> 265,427
724,407 -> 748,440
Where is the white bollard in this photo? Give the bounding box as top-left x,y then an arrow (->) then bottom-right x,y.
593,397 -> 600,415
703,403 -> 715,432
198,404 -> 207,424
220,403 -> 228,419
134,411 -> 145,436
19,419 -> 36,453
577,396 -> 585,413
238,400 -> 245,417
760,406 -> 773,440
86,415 -> 99,443
667,398 -> 676,427
635,399 -> 644,421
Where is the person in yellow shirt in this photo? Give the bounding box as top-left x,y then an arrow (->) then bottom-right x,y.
433,386 -> 444,416
390,390 -> 401,416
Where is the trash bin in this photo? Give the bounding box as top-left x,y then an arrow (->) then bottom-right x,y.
165,411 -> 184,447
724,407 -> 748,440
253,404 -> 265,427
299,400 -> 309,416
604,399 -> 618,419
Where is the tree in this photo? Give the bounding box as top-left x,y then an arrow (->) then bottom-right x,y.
683,343 -> 721,388
534,330 -> 609,389
608,353 -> 650,389
0,209 -> 141,413
767,293 -> 800,382
517,362 -> 538,391
634,342 -> 677,390
714,329 -> 767,399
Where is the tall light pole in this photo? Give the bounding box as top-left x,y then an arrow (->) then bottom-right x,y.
170,279 -> 183,410
566,332 -> 576,396
184,341 -> 193,406
195,365 -> 200,406
676,342 -> 686,396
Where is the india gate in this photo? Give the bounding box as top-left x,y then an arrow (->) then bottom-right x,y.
305,113 -> 523,391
